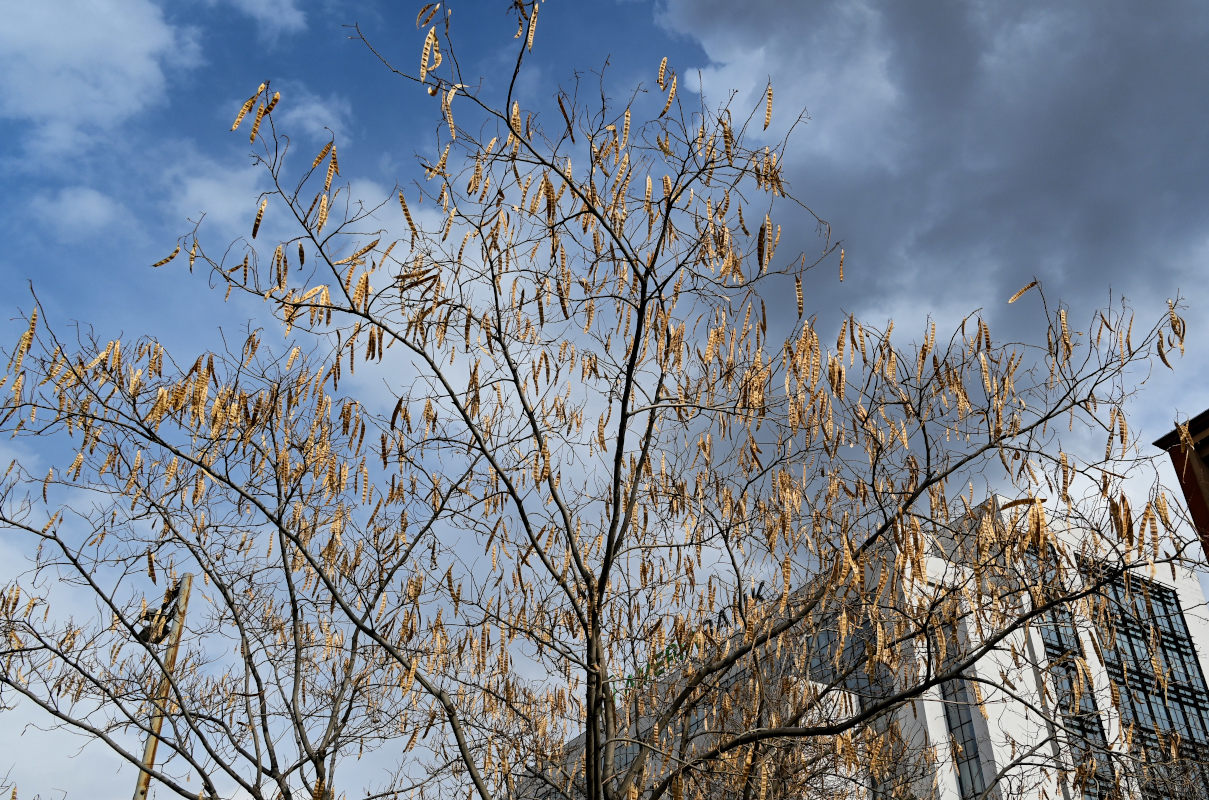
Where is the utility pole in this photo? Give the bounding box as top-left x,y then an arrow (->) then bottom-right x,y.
132,573 -> 193,800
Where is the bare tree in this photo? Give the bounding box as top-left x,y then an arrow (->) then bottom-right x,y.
0,4 -> 1198,800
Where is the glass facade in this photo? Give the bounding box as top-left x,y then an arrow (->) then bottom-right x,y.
1096,574 -> 1209,800
1035,599 -> 1117,799
936,624 -> 988,800
804,613 -> 887,708
940,676 -> 988,800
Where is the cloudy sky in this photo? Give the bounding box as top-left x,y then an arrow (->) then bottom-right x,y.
1,0 -> 1207,795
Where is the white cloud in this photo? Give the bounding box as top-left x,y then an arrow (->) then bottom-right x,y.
659,0 -> 902,168
0,0 -> 199,155
276,83 -> 354,146
217,0 -> 307,37
163,150 -> 268,244
30,187 -> 128,238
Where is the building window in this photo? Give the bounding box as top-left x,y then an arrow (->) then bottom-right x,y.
803,611 -> 887,710
1096,572 -> 1209,800
684,704 -> 709,738
940,676 -> 988,800
611,738 -> 640,773
1036,599 -> 1117,799
935,624 -> 988,800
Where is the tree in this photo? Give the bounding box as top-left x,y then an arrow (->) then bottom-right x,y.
0,3 -> 1197,799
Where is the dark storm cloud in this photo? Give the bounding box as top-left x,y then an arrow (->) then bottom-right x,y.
659,0 -> 1209,330
658,0 -> 1209,435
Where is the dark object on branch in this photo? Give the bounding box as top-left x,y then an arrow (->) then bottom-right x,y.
135,582 -> 182,644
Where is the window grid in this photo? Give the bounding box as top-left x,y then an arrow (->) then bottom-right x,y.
933,622 -> 989,800
1036,602 -> 1117,799
803,614 -> 883,707
940,676 -> 988,800
1097,575 -> 1209,800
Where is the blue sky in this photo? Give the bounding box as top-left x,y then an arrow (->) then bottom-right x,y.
2,0 -> 1208,796
3,0 -> 1206,441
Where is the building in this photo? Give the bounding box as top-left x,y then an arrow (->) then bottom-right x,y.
515,416 -> 1209,800
1153,408 -> 1209,556
900,499 -> 1209,800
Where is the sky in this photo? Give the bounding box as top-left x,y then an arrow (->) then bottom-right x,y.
1,0 -> 1208,796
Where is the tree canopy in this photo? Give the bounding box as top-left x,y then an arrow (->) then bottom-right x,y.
0,4 -> 1197,800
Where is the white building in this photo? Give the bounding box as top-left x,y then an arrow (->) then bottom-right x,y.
515,415 -> 1209,800
897,499 -> 1209,800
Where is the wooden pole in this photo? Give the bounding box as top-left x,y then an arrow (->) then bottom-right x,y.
133,573 -> 192,800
